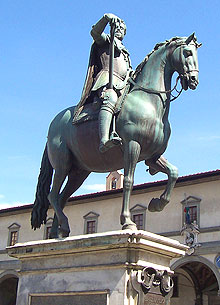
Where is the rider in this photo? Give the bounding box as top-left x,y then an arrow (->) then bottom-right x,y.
77,13 -> 132,152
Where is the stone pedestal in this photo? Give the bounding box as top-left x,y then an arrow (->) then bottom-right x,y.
7,230 -> 188,305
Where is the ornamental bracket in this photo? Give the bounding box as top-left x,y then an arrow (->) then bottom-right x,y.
130,267 -> 174,305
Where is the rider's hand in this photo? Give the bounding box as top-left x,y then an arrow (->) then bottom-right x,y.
104,13 -> 120,25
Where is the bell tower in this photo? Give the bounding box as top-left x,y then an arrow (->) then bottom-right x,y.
106,171 -> 124,191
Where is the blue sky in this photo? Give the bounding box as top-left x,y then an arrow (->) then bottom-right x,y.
0,0 -> 220,209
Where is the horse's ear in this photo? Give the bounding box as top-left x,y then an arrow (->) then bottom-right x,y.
185,32 -> 195,45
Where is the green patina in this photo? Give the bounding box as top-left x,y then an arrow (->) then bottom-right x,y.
31,14 -> 201,238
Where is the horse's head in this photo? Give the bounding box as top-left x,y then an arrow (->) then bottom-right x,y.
171,33 -> 202,90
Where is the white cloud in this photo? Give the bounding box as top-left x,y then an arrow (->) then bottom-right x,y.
197,135 -> 220,141
0,201 -> 31,210
82,184 -> 106,192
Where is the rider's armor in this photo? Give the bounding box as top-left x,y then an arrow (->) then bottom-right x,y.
76,14 -> 132,152
91,37 -> 131,92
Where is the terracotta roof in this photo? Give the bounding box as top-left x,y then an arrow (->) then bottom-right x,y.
67,169 -> 220,202
0,169 -> 219,214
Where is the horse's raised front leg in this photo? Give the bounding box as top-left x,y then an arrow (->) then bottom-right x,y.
146,155 -> 178,212
121,140 -> 141,230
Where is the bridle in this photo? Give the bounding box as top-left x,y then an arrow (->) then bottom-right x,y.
175,43 -> 199,85
128,75 -> 183,102
129,42 -> 199,102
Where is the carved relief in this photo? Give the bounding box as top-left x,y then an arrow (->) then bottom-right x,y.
130,267 -> 173,305
181,220 -> 201,254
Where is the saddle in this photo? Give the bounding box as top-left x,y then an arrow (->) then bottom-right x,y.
72,83 -> 130,125
72,99 -> 101,125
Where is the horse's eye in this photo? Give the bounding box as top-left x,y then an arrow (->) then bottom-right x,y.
184,49 -> 192,57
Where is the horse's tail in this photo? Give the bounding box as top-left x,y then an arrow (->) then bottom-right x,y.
31,145 -> 53,230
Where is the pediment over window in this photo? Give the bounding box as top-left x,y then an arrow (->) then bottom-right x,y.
83,211 -> 99,234
8,223 -> 21,230
130,204 -> 147,230
130,204 -> 147,212
83,211 -> 100,219
181,196 -> 201,205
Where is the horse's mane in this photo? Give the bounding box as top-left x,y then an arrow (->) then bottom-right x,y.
133,36 -> 184,79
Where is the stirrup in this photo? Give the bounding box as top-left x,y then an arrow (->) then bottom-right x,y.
99,134 -> 122,153
109,134 -> 122,145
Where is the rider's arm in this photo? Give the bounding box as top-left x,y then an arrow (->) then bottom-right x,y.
90,13 -> 120,45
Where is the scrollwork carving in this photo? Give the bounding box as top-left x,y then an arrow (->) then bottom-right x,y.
131,267 -> 174,302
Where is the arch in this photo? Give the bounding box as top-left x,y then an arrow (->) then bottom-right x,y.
0,270 -> 19,283
0,271 -> 19,305
171,255 -> 220,293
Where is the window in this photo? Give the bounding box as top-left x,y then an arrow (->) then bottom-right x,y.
130,204 -> 147,230
44,218 -> 53,239
181,195 -> 201,227
7,223 -> 20,246
86,220 -> 96,234
83,212 -> 99,234
184,206 -> 197,224
9,231 -> 18,246
133,213 -> 144,230
111,178 -> 117,190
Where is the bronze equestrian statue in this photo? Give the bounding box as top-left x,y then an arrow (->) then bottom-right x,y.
31,13 -> 201,238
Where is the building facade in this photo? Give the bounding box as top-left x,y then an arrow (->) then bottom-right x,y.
0,170 -> 220,304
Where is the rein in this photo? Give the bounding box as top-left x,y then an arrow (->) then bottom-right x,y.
128,75 -> 183,102
129,39 -> 199,103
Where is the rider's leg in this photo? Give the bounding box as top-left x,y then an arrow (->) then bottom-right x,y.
99,88 -> 122,153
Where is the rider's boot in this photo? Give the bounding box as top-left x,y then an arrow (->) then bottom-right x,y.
99,89 -> 122,153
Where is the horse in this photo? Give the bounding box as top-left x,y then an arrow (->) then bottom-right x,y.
31,33 -> 201,238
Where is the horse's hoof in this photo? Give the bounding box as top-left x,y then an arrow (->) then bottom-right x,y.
148,198 -> 168,212
148,166 -> 159,176
58,227 -> 70,238
122,223 -> 137,230
49,231 -> 58,239
120,215 -> 137,230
